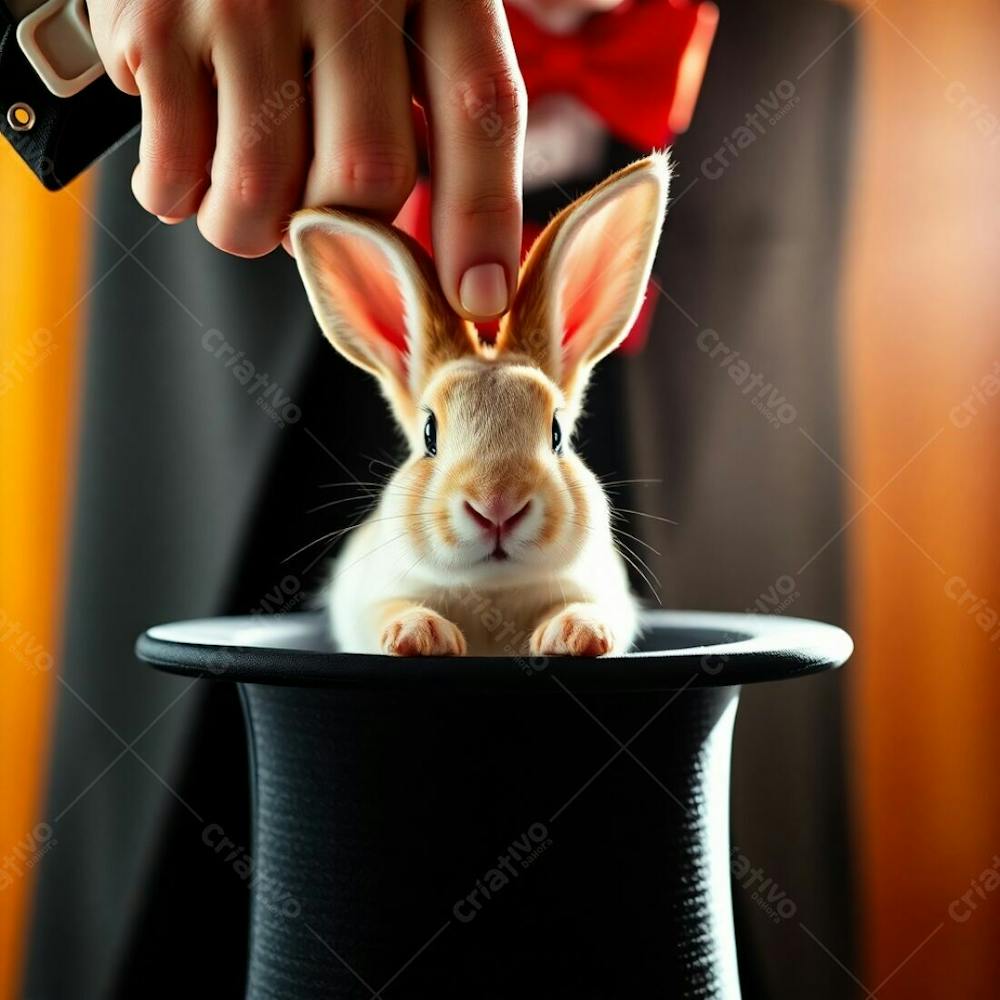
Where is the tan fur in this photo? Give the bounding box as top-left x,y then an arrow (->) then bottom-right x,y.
289,154 -> 671,657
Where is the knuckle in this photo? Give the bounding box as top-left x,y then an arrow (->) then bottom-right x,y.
113,0 -> 176,51
216,156 -> 296,213
322,140 -> 416,210
142,155 -> 208,199
212,0 -> 282,27
459,188 -> 520,223
453,64 -> 525,142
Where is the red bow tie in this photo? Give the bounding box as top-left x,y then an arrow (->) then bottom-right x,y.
396,2 -> 718,352
506,0 -> 718,149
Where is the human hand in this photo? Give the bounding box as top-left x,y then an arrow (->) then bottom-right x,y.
88,0 -> 526,321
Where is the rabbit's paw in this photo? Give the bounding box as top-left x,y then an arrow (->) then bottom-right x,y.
381,608 -> 467,657
530,605 -> 614,657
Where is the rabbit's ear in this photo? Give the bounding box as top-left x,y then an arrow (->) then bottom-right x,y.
290,210 -> 479,424
498,153 -> 670,406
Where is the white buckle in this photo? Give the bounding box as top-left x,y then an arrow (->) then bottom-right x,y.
16,0 -> 105,99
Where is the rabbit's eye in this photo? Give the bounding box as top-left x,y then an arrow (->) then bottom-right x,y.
424,412 -> 437,457
552,414 -> 563,454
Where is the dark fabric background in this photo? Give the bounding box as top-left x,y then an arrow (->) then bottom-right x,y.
25,2 -> 857,997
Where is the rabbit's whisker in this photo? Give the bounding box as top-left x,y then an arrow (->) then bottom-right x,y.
284,511 -> 425,563
612,544 -> 662,606
308,488 -> 432,514
317,480 -> 405,489
326,530 -> 419,584
596,477 -> 663,487
282,524 -> 362,562
317,479 -> 442,502
566,517 -> 661,598
606,534 -> 661,588
307,495 -> 383,514
608,526 -> 661,557
610,506 -> 679,526
395,548 -> 430,587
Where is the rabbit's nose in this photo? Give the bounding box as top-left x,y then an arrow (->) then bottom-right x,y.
463,498 -> 532,537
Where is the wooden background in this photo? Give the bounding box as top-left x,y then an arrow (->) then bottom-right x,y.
844,1 -> 1000,997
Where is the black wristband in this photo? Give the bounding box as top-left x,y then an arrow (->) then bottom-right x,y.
1,0 -> 139,190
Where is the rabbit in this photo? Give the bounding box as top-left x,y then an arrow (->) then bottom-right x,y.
289,153 -> 670,657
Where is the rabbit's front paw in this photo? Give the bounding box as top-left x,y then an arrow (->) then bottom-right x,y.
381,608 -> 467,657
530,605 -> 614,657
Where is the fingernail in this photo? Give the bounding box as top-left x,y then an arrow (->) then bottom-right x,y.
459,263 -> 508,318
157,215 -> 184,225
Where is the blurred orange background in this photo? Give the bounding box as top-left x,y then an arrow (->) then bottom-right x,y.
0,161 -> 89,996
844,1 -> 1000,997
2,0 -> 1000,996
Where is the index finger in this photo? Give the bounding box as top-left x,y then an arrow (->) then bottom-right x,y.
413,0 -> 526,321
